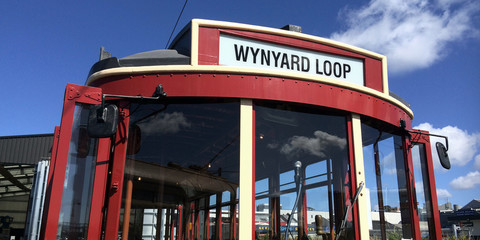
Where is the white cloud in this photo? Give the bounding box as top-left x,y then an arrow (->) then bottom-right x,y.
280,130 -> 347,158
415,181 -> 424,194
450,171 -> 480,189
414,123 -> 480,168
475,154 -> 480,170
330,0 -> 479,74
381,152 -> 398,175
436,188 -> 452,199
138,112 -> 191,135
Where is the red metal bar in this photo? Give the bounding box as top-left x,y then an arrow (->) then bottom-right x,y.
178,205 -> 183,239
170,209 -> 175,240
87,137 -> 111,239
403,134 -> 421,240
39,126 -> 60,239
104,103 -> 130,240
346,116 -> 360,239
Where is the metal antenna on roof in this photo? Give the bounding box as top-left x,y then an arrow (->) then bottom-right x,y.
165,0 -> 189,49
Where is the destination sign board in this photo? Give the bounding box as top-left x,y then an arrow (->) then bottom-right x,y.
219,34 -> 364,86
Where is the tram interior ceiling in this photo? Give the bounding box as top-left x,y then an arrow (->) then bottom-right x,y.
123,159 -> 238,209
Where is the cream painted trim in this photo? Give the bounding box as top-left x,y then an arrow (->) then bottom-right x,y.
382,57 -> 389,94
351,114 -> 369,240
190,19 -> 200,66
239,99 -> 253,240
190,19 -> 384,60
86,64 -> 413,118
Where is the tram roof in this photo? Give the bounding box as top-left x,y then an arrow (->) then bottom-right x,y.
85,19 -> 413,119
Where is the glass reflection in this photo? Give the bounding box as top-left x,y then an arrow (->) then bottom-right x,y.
119,100 -> 240,240
412,144 -> 435,239
57,105 -> 98,239
362,123 -> 412,240
254,102 -> 352,240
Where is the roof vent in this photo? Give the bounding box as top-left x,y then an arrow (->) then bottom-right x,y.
281,24 -> 302,33
99,46 -> 112,60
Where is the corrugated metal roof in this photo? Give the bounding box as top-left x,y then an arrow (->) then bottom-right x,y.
0,134 -> 54,164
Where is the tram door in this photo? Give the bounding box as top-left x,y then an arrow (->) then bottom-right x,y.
409,131 -> 442,240
40,84 -> 110,240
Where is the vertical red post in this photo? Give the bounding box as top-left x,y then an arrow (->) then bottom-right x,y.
87,138 -> 111,239
104,104 -> 130,240
346,117 -> 360,239
403,135 -> 421,240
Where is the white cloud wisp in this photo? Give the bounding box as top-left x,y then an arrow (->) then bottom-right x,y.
450,171 -> 480,190
331,0 -> 479,74
280,130 -> 347,158
436,188 -> 453,199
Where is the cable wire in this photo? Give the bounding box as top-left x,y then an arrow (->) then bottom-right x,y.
165,0 -> 189,49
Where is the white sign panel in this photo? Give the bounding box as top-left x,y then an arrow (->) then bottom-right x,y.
219,34 -> 364,86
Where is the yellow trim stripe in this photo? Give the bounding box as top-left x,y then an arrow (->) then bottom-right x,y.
239,99 -> 253,240
352,114 -> 369,240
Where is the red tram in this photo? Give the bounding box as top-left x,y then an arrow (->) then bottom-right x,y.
39,19 -> 450,240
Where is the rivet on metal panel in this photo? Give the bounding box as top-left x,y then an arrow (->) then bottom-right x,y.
85,92 -> 101,102
67,86 -> 81,100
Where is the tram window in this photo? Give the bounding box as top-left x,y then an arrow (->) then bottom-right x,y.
254,102 -> 352,240
118,100 -> 240,240
361,122 -> 413,240
57,105 -> 98,239
412,144 -> 436,239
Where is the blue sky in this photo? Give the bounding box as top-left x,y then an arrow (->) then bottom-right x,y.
1,0 -> 479,207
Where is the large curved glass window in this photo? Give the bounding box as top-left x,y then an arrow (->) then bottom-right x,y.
361,122 -> 413,240
119,99 -> 240,240
254,102 -> 353,240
